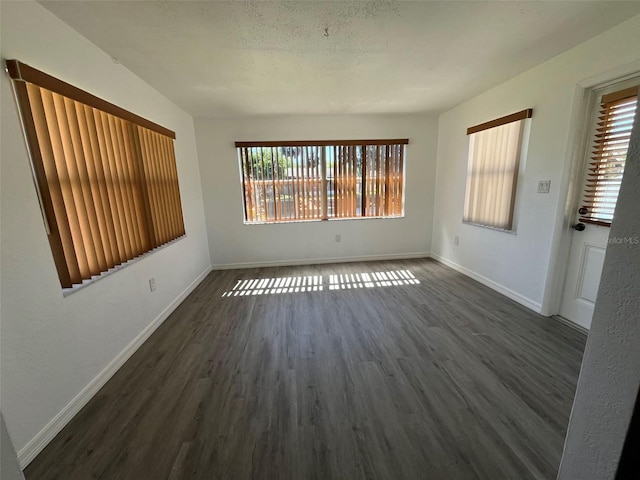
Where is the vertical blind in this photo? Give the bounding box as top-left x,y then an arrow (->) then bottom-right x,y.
579,86 -> 638,226
7,60 -> 185,288
236,140 -> 407,223
464,109 -> 532,231
238,145 -> 324,222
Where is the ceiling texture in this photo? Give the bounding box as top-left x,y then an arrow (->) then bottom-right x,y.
39,0 -> 640,117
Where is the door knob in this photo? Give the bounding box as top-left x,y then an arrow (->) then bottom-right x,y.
572,223 -> 586,231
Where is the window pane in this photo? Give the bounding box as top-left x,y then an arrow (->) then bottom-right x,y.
237,141 -> 406,224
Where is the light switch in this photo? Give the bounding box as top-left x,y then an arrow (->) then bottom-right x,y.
537,180 -> 551,193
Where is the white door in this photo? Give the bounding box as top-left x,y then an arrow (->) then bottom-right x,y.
559,80 -> 639,330
560,225 -> 609,329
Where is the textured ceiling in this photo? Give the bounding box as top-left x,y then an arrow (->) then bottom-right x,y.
39,0 -> 640,117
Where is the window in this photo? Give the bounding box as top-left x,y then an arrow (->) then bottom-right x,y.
579,86 -> 638,226
7,60 -> 185,289
235,140 -> 407,223
463,109 -> 532,231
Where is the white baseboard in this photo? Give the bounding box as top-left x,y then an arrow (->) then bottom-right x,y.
430,253 -> 542,313
17,266 -> 212,469
211,252 -> 431,271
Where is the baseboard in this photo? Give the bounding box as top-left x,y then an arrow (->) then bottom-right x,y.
430,253 -> 542,313
17,266 -> 212,469
211,252 -> 431,271
553,315 -> 589,335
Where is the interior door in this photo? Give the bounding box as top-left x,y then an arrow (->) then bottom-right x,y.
559,80 -> 639,329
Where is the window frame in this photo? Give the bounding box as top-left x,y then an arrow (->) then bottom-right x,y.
235,139 -> 408,225
7,59 -> 186,290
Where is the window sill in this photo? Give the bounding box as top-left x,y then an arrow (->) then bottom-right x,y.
62,235 -> 187,297
462,221 -> 517,235
243,215 -> 405,226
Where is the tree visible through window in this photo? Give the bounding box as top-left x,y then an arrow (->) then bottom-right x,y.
235,140 -> 407,223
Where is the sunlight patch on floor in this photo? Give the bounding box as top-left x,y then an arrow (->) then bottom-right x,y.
221,270 -> 419,297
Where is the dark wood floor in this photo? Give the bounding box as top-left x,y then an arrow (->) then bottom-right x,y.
25,258 -> 586,480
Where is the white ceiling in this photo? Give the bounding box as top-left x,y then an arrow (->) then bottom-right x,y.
39,0 -> 640,117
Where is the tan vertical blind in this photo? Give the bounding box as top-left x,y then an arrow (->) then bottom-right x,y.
364,144 -> 404,217
580,86 -> 638,226
334,145 -> 360,218
8,60 -> 185,288
235,140 -> 407,223
464,110 -> 531,230
138,128 -> 185,243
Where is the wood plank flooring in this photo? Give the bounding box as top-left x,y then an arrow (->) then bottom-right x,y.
24,259 -> 586,480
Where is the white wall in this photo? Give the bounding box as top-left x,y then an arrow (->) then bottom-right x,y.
1,415 -> 25,480
195,115 -> 438,268
557,95 -> 640,480
431,14 -> 640,314
0,0 -> 210,466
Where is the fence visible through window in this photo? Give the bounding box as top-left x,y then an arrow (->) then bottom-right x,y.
235,140 -> 407,224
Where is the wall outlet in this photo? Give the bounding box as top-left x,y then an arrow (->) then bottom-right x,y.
537,180 -> 551,193
454,235 -> 460,246
149,277 -> 156,292
335,234 -> 341,243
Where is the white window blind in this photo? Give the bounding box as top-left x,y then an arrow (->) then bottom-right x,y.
580,86 -> 638,226
463,109 -> 531,231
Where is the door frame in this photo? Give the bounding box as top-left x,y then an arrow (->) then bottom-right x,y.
541,60 -> 640,317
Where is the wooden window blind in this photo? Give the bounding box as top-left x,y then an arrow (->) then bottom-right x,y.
235,140 -> 407,223
579,86 -> 638,226
7,60 -> 185,289
464,109 -> 532,230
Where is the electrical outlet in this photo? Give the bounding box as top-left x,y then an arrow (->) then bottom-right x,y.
149,277 -> 156,292
537,180 -> 551,193
454,235 -> 460,246
335,234 -> 341,243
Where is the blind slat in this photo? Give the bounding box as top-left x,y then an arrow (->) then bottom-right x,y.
351,145 -> 359,217
120,119 -> 147,254
98,112 -> 126,262
128,124 -> 150,251
63,96 -> 102,277
240,147 -> 251,222
107,114 -> 135,260
94,111 -> 124,264
83,105 -> 116,269
146,130 -> 165,243
159,136 -> 175,235
114,117 -> 142,257
158,133 -> 177,239
152,130 -> 171,243
48,92 -> 90,282
26,84 -> 77,286
70,100 -> 107,274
